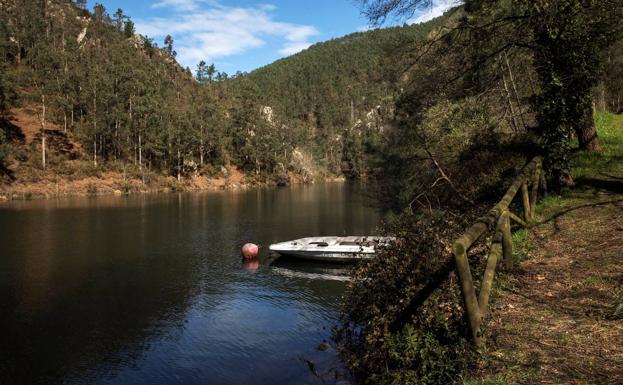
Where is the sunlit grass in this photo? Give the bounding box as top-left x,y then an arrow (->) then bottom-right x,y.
462,375 -> 510,385
533,112 -> 623,218
571,111 -> 623,180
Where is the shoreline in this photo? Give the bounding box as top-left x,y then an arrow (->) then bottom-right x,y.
0,172 -> 347,202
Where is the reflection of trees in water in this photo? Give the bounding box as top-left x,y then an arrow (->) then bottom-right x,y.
0,183 -> 379,385
0,203 -> 203,385
1,261 -> 199,385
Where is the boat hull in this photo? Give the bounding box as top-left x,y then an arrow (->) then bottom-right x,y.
269,236 -> 393,262
271,249 -> 374,262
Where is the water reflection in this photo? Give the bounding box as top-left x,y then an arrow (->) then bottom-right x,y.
0,183 -> 378,385
269,259 -> 353,282
242,259 -> 261,272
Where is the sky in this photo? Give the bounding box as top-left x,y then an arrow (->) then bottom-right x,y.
86,0 -> 459,75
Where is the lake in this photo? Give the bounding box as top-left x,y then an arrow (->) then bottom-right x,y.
0,183 -> 380,385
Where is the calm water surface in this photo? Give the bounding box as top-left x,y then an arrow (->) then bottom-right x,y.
0,183 -> 379,385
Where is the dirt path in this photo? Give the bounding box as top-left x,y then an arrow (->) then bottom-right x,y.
479,191 -> 623,384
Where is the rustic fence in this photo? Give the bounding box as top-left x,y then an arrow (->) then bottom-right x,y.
452,156 -> 543,346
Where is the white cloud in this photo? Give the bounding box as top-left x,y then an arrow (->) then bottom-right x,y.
278,42 -> 311,56
136,1 -> 319,69
409,0 -> 462,24
152,0 -> 218,11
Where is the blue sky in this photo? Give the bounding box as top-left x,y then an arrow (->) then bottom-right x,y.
87,0 -> 458,74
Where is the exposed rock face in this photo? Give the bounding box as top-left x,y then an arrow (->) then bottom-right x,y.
290,148 -> 318,183
260,106 -> 274,124
354,105 -> 386,132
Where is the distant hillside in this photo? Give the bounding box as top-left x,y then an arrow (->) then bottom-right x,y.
244,16 -> 451,176
255,19 -> 454,123
0,0 -> 287,189
0,0 -> 456,196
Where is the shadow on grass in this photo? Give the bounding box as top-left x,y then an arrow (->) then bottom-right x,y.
575,177 -> 623,194
538,197 -> 623,225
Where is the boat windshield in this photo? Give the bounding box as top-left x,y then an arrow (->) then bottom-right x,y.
309,242 -> 329,247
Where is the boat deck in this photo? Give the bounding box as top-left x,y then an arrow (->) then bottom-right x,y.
269,236 -> 394,262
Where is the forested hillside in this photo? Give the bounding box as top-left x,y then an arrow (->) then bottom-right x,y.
0,0 -> 293,193
246,18 -> 448,176
0,0 -> 453,196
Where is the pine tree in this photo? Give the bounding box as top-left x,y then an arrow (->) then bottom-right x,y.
164,35 -> 176,58
196,61 -> 208,83
113,8 -> 126,31
123,19 -> 135,38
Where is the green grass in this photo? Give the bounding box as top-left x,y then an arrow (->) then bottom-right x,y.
533,112 -> 623,218
510,228 -> 530,264
463,375 -> 511,385
571,111 -> 623,180
463,368 -> 540,385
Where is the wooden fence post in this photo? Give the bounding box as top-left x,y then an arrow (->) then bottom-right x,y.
530,160 -> 541,214
453,245 -> 484,347
521,182 -> 531,222
478,230 -> 502,316
451,157 -> 542,346
501,212 -> 513,268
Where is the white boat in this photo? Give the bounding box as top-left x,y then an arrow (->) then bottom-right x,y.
269,236 -> 394,262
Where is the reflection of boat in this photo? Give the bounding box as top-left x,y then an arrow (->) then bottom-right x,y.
269,236 -> 394,262
269,259 -> 352,281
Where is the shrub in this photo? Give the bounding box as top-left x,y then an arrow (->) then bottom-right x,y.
56,160 -> 103,180
163,177 -> 183,192
336,210 -> 481,385
86,183 -> 97,196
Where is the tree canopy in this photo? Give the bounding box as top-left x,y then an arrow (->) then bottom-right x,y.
359,0 -> 623,189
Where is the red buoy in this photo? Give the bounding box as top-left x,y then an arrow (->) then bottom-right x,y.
241,243 -> 259,259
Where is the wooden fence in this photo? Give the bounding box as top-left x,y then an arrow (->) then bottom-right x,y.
452,156 -> 543,346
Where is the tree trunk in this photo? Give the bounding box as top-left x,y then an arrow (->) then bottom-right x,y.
114,118 -> 119,161
41,95 -> 46,169
177,149 -> 181,182
505,53 -> 527,130
93,85 -> 98,166
575,104 -> 602,152
138,132 -> 142,171
502,73 -> 519,132
16,39 -> 21,65
199,124 -> 204,166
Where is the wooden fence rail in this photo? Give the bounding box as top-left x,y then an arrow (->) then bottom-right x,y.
452,156 -> 542,346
